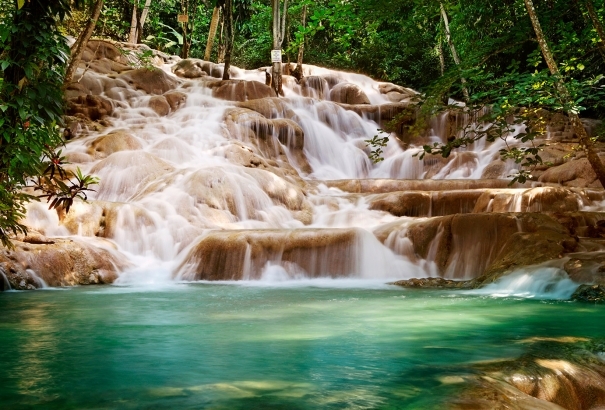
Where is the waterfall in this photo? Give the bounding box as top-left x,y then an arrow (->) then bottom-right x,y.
17,48 -> 594,288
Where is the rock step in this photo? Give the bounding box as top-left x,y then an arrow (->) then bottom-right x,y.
313,185 -> 605,217
174,228 -> 409,281
321,179 -> 540,193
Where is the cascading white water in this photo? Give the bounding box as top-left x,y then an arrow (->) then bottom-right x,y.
21,55 -> 558,287
466,267 -> 580,299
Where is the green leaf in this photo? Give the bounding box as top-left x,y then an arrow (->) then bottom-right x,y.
17,0 -> 25,9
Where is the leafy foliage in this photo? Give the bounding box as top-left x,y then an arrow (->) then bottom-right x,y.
0,0 -> 98,247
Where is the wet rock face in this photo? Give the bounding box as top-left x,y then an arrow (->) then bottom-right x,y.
203,79 -> 275,102
117,68 -> 180,95
329,83 -> 371,105
393,213 -> 575,281
571,284 -> 605,303
66,94 -> 114,121
451,339 -> 605,410
391,277 -> 474,289
176,229 -> 360,281
1,236 -> 127,289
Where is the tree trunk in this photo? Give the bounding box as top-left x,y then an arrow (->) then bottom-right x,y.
139,0 -> 152,31
222,0 -> 233,80
437,34 -> 445,76
524,0 -> 605,187
217,11 -> 225,63
585,0 -> 605,62
64,0 -> 104,85
440,2 -> 469,101
295,3 -> 306,80
271,0 -> 288,96
204,6 -> 221,61
128,1 -> 138,43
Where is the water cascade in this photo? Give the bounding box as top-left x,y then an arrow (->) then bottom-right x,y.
5,40 -> 605,293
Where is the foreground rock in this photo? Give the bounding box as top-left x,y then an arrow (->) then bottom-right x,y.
390,277 -> 474,289
571,284 -> 605,303
0,235 -> 128,290
451,338 -> 605,410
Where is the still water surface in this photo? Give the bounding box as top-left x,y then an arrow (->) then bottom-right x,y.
1,281 -> 604,409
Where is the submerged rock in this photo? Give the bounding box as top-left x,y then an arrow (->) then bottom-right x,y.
571,284 -> 605,303
451,338 -> 605,410
391,277 -> 474,289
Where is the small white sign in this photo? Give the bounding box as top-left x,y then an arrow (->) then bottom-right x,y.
271,49 -> 282,63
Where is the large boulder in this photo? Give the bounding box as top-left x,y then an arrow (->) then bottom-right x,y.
0,236 -> 127,289
203,79 -> 275,102
329,82 -> 371,105
539,157 -> 601,187
571,284 -> 605,303
299,76 -> 330,99
172,58 -> 214,78
81,40 -> 130,65
452,339 -> 605,410
87,130 -> 143,159
66,94 -> 114,121
117,68 -> 180,95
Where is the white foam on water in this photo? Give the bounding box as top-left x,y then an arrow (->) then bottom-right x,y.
466,267 -> 580,300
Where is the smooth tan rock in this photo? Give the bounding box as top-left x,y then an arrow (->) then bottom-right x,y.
324,179 -> 536,193
368,190 -> 483,217
473,187 -> 581,213
118,68 -> 180,95
539,157 -> 599,187
300,76 -> 329,99
176,228 -> 360,280
172,58 -> 213,78
81,40 -> 130,64
378,82 -> 417,96
329,83 -> 370,105
203,79 -> 275,102
148,95 -> 171,116
88,130 -> 143,159
453,340 -> 605,410
164,91 -> 187,111
378,213 -> 575,280
1,237 -> 127,289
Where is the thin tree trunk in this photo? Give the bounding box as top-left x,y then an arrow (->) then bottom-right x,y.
64,0 -> 104,85
585,0 -> 605,62
181,0 -> 190,58
217,11 -> 225,63
139,0 -> 152,31
272,0 -> 288,96
204,6 -> 220,61
437,34 -> 445,76
128,1 -> 138,43
440,2 -> 469,101
296,4 -> 306,73
524,0 -> 605,187
222,0 -> 233,79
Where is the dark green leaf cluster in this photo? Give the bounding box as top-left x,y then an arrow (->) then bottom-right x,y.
0,0 -> 98,247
